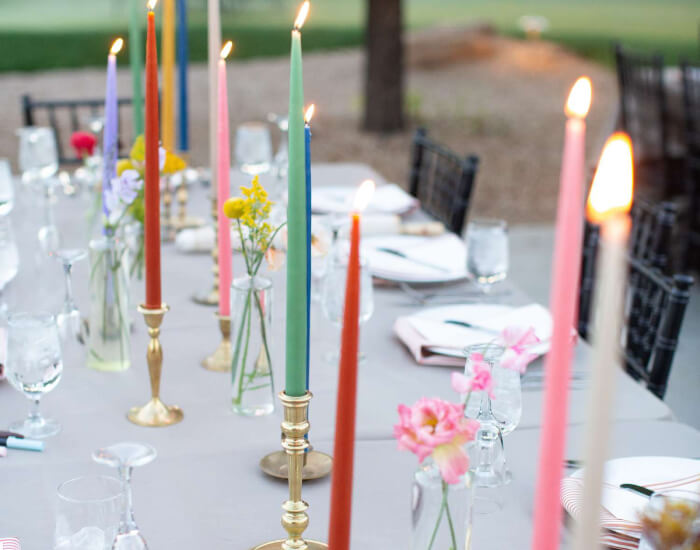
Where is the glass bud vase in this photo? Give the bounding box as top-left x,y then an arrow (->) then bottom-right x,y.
87,236 -> 131,372
412,461 -> 474,550
231,275 -> 275,416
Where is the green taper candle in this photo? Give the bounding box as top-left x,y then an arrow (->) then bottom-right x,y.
285,1 -> 310,397
129,0 -> 144,135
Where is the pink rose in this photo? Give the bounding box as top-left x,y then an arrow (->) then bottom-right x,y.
499,325 -> 540,373
394,397 -> 479,484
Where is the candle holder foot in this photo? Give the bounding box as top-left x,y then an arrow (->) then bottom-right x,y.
192,288 -> 219,306
170,215 -> 205,231
127,397 -> 184,427
260,449 -> 332,481
251,541 -> 328,550
127,304 -> 183,427
202,315 -> 231,372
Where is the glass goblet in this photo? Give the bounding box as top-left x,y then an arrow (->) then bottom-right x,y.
320,242 -> 374,364
6,312 -> 63,438
54,475 -> 122,550
466,219 -> 509,293
93,442 -> 157,550
0,158 -> 15,216
17,126 -> 59,186
0,217 -> 19,319
463,343 -> 521,491
234,122 -> 273,176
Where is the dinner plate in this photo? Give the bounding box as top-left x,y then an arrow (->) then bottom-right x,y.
310,183 -> 418,215
364,234 -> 469,283
562,456 -> 700,542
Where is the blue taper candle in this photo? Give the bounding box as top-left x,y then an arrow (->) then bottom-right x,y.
176,0 -> 189,152
304,118 -> 312,388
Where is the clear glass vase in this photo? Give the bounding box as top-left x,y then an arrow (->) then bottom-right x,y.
87,236 -> 131,372
231,275 -> 275,416
412,461 -> 474,550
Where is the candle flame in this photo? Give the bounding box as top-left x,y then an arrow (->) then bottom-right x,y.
353,180 -> 375,213
565,76 -> 592,119
304,104 -> 315,124
110,38 -> 124,56
294,1 -> 310,30
220,40 -> 234,60
147,0 -> 158,11
587,132 -> 634,223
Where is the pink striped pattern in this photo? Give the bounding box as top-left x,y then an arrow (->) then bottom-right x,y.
0,538 -> 21,550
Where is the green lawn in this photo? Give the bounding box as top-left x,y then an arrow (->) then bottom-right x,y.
0,0 -> 697,72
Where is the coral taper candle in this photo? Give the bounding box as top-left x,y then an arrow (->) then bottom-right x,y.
129,0 -> 144,135
217,41 -> 233,316
304,103 -> 314,387
573,133 -> 634,550
102,38 -> 123,226
176,0 -> 189,152
161,0 -> 175,152
285,1 -> 310,398
531,76 -> 592,550
144,0 -> 162,309
328,179 -> 375,550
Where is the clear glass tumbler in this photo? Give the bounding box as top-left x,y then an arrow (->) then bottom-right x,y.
466,219 -> 509,291
17,126 -> 59,185
0,158 -> 15,216
234,122 -> 273,176
639,490 -> 700,550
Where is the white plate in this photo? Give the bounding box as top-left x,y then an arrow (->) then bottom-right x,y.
311,183 -> 418,215
562,456 -> 700,540
365,234 -> 469,283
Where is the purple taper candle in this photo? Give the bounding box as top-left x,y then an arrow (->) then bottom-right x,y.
102,38 -> 124,228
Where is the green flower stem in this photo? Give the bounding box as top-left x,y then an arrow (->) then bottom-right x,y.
426,484 -> 447,550
443,480 -> 458,550
232,291 -> 252,405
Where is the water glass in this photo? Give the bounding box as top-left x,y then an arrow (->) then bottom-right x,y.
6,312 -> 63,438
639,490 -> 700,550
466,219 -> 509,290
234,122 -> 273,176
0,217 -> 19,317
54,475 -> 122,550
17,127 -> 59,185
0,158 -> 14,216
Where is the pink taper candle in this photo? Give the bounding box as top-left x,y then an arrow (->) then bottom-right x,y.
531,76 -> 592,550
217,40 -> 233,316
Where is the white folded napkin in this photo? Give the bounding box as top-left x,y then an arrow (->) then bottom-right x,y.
365,233 -> 468,281
311,183 -> 418,215
394,303 -> 552,366
175,226 -> 216,253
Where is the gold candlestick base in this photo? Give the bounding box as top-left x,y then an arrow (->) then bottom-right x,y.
127,304 -> 184,427
201,314 -> 231,372
260,449 -> 333,481
252,391 -> 328,550
192,288 -> 219,306
170,215 -> 205,231
192,195 -> 219,306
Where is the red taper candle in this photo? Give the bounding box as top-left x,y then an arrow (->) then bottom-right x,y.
144,0 -> 162,309
328,180 -> 374,550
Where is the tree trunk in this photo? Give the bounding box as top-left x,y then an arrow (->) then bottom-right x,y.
363,0 -> 404,133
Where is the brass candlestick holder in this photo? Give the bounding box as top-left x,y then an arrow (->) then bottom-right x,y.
171,169 -> 205,231
252,391 -> 328,550
193,194 -> 219,306
260,446 -> 332,481
201,314 -> 231,372
161,178 -> 176,242
127,304 -> 184,427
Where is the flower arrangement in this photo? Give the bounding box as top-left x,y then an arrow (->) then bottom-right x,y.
640,498 -> 700,549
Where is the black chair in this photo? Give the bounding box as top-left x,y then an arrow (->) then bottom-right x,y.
21,94 -> 135,165
614,43 -> 681,199
681,61 -> 700,272
578,199 -> 678,340
408,128 -> 479,235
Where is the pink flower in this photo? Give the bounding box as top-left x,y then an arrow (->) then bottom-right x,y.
394,397 -> 479,484
452,354 -> 494,398
70,131 -> 97,159
499,325 -> 540,373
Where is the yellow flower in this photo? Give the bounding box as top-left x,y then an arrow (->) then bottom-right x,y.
163,151 -> 186,174
116,159 -> 135,176
223,197 -> 246,219
130,135 -> 145,162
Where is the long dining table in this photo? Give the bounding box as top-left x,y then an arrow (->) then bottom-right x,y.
1,162 -> 695,548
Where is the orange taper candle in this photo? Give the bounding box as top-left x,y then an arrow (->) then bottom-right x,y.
328,180 -> 375,550
144,0 -> 162,309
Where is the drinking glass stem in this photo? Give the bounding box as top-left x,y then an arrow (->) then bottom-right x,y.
62,263 -> 76,311
118,466 -> 138,533
28,397 -> 42,424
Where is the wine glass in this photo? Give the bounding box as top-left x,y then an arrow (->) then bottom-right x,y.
463,343 -> 522,493
0,158 -> 15,216
320,242 -> 374,363
267,112 -> 289,187
5,312 -> 63,438
17,126 -> 59,186
234,122 -> 273,176
54,475 -> 122,550
466,219 -> 509,293
93,442 -> 157,550
0,217 -> 19,319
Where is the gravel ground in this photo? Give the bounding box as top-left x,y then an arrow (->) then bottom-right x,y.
0,34 -> 616,223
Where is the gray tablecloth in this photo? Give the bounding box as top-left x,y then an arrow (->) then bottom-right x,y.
0,163 -> 681,547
